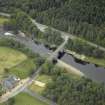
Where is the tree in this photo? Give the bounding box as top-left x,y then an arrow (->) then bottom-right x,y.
0,84 -> 4,96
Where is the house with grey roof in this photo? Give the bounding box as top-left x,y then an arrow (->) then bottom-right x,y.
1,75 -> 20,92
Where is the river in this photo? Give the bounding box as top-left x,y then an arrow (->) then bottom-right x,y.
1,32 -> 105,83
61,53 -> 105,83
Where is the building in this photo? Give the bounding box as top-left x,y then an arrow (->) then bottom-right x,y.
1,75 -> 20,91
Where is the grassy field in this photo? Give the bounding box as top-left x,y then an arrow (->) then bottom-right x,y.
0,46 -> 36,79
37,75 -> 52,84
0,93 -> 47,105
29,83 -> 44,94
0,17 -> 8,25
10,58 -> 36,79
0,47 -> 27,77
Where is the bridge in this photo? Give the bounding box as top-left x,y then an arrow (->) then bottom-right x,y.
0,33 -> 68,103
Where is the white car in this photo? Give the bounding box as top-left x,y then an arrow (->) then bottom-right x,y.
4,32 -> 13,36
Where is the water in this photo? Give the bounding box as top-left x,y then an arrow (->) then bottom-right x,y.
61,53 -> 105,83
1,32 -> 105,83
0,33 -> 53,58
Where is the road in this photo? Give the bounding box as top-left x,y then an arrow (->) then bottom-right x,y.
32,20 -> 105,52
0,33 -> 68,103
0,12 -> 105,103
31,19 -> 71,40
1,12 -> 105,51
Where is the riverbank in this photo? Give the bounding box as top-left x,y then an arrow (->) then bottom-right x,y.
66,49 -> 105,68
57,60 -> 84,76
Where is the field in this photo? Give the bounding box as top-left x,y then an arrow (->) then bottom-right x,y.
10,58 -> 36,79
0,47 -> 27,78
0,92 -> 47,105
0,46 -> 36,79
0,17 -> 8,25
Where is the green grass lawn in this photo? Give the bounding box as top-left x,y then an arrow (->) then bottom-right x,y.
10,58 -> 36,79
0,93 -> 47,105
29,83 -> 44,94
0,17 -> 9,25
0,47 -> 27,77
37,75 -> 52,84
0,46 -> 36,79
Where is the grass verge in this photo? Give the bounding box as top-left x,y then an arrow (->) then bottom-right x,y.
66,50 -> 105,67
0,92 -> 47,105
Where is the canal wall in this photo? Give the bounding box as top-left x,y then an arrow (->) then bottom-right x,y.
57,60 -> 84,76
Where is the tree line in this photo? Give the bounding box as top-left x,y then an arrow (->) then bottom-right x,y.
3,11 -> 63,46
65,38 -> 105,59
0,38 -> 45,76
41,62 -> 105,105
0,0 -> 105,47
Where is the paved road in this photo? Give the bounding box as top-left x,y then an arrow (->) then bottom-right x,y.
24,88 -> 57,105
0,33 -> 68,103
31,19 -> 70,40
0,12 -> 105,103
33,20 -> 105,52
1,12 -> 105,51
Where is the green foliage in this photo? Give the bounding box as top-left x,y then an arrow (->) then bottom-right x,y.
41,64 -> 105,105
0,84 -> 4,96
1,0 -> 105,47
9,59 -> 35,79
41,62 -> 54,75
66,39 -> 105,59
4,98 -> 15,105
0,38 -> 45,79
0,38 -> 39,59
7,11 -> 39,37
0,17 -> 8,25
43,28 -> 63,46
3,11 -> 63,46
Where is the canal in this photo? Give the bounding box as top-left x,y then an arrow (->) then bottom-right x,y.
1,32 -> 105,83
61,53 -> 105,83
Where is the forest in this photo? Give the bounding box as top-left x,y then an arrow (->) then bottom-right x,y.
0,1 -> 105,105
41,62 -> 105,105
0,0 -> 105,47
4,11 -> 63,46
